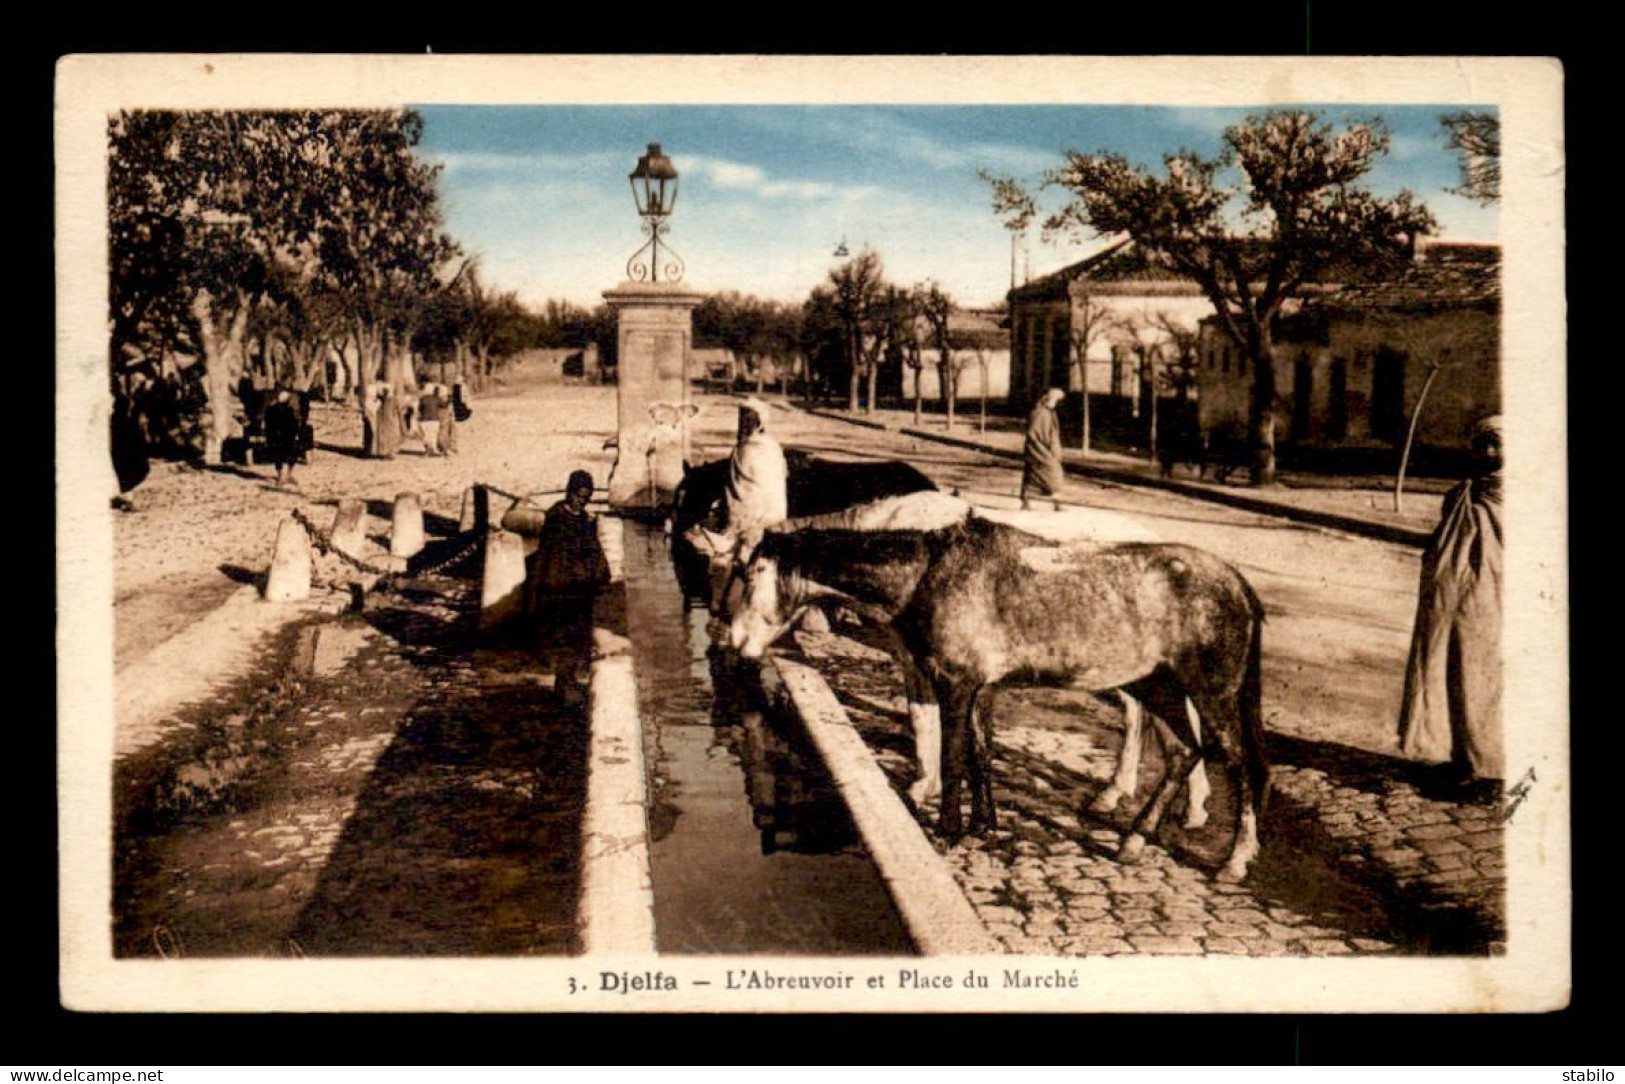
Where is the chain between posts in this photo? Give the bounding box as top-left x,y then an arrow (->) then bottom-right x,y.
290,507 -> 399,577
482,483 -> 527,505
411,532 -> 482,577
288,507 -> 478,582
287,477 -> 584,591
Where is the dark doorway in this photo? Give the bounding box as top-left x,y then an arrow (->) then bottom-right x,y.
1328,358 -> 1349,441
1049,319 -> 1070,396
1293,353 -> 1314,440
1371,347 -> 1406,443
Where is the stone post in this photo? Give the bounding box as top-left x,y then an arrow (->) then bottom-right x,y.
264,517 -> 312,602
330,498 -> 367,559
602,283 -> 704,513
390,492 -> 425,561
479,528 -> 528,631
459,485 -> 489,534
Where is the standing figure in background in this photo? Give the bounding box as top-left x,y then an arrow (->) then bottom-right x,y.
452,378 -> 473,425
111,374 -> 150,509
262,387 -> 302,487
438,383 -> 459,456
723,398 -> 788,550
374,385 -> 404,459
295,388 -> 314,464
418,383 -> 444,456
1021,387 -> 1066,511
1398,414 -> 1505,794
361,384 -> 379,457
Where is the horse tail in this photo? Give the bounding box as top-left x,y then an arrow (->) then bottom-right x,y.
1239,577 -> 1270,816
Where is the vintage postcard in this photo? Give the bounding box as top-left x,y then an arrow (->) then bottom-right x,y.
56,54 -> 1568,1013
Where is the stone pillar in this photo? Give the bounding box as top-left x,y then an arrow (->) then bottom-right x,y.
459,485 -> 488,534
330,498 -> 367,559
480,528 -> 528,631
264,517 -> 312,602
602,283 -> 704,513
390,492 -> 425,559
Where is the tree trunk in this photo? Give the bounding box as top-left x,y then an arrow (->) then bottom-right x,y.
330,338 -> 354,404
1248,335 -> 1279,486
1078,358 -> 1092,455
945,355 -> 957,432
354,322 -> 387,454
384,333 -> 414,395
190,290 -> 249,465
866,355 -> 878,415
846,330 -> 860,413
1147,369 -> 1160,465
912,363 -> 923,425
979,357 -> 988,433
288,338 -> 320,394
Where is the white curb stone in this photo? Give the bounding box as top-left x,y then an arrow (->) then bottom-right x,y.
772,655 -> 1001,956
578,516 -> 657,955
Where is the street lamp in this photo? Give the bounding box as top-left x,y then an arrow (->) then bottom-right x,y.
627,142 -> 684,283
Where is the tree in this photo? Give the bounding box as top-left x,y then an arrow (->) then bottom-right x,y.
1064,280 -> 1115,454
903,285 -> 934,424
695,292 -> 789,393
915,282 -> 957,429
305,111 -> 459,410
108,109 -> 460,461
761,303 -> 804,396
110,111 -> 285,462
1042,110 -> 1436,483
979,170 -> 1037,291
870,285 -> 915,413
799,287 -> 845,404
1150,310 -> 1200,400
827,249 -> 886,412
1109,313 -> 1172,463
1441,111 -> 1500,206
258,256 -> 348,395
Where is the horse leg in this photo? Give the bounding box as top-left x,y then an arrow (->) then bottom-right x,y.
936,679 -> 981,838
1091,690 -> 1143,815
967,685 -> 998,834
1177,698 -> 1212,829
1191,693 -> 1261,882
935,678 -> 976,841
896,647 -> 943,807
1119,714 -> 1197,864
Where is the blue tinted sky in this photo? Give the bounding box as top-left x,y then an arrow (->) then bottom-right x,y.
414,104 -> 1497,309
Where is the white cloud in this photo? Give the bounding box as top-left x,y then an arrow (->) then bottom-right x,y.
679,154 -> 866,204
742,107 -> 1057,177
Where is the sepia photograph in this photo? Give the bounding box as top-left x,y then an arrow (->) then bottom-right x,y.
55,54 -> 1568,1013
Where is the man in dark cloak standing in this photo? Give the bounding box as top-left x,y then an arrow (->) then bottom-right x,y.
529,470 -> 611,705
1021,387 -> 1067,510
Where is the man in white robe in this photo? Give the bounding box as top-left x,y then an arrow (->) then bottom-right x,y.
1398,414 -> 1504,787
723,398 -> 788,548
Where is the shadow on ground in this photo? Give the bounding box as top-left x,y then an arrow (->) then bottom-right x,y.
288,670 -> 589,956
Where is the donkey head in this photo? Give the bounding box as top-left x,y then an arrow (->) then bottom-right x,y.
728,540 -> 803,659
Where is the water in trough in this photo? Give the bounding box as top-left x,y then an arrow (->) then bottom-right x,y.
619,520 -> 913,955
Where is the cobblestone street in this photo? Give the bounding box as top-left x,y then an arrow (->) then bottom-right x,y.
789,620 -> 1505,956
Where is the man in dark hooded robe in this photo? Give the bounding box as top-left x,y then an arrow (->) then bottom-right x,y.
1021,387 -> 1066,510
528,469 -> 610,705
